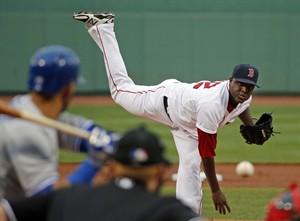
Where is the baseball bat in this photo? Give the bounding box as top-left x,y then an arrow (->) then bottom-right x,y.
0,100 -> 95,142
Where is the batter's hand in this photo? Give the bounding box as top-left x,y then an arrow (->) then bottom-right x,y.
88,128 -> 121,165
212,190 -> 231,214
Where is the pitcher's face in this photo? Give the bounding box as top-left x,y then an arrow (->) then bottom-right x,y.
229,78 -> 255,104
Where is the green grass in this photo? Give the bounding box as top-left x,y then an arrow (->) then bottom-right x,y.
216,105 -> 300,163
161,186 -> 283,220
62,104 -> 300,164
60,103 -> 299,220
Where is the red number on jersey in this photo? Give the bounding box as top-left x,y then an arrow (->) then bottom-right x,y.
193,81 -> 221,89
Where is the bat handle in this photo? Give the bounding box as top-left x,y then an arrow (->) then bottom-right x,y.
0,100 -> 91,142
21,111 -> 91,140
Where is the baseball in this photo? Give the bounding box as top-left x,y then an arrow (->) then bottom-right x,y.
235,161 -> 255,177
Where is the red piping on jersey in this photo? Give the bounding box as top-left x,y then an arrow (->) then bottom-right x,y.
96,26 -> 165,94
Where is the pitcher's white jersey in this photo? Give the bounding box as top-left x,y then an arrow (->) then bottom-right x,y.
164,80 -> 252,138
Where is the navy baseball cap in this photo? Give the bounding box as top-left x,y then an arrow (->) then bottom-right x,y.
232,64 -> 260,88
113,126 -> 169,167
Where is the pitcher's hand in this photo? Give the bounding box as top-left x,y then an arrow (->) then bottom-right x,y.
212,190 -> 231,214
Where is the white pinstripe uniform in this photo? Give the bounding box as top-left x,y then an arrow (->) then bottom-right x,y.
88,23 -> 251,214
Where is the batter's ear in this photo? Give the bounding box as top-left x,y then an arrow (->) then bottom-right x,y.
61,83 -> 75,100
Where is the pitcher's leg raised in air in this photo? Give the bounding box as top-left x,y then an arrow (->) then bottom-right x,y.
73,12 -> 172,126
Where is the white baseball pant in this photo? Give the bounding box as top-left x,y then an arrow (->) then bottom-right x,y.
88,24 -> 203,214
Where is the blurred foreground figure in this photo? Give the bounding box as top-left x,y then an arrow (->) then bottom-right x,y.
0,126 -> 204,221
0,45 -> 118,198
265,183 -> 300,221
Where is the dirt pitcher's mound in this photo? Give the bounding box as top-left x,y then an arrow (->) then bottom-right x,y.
164,163 -> 300,188
198,163 -> 300,188
59,163 -> 300,188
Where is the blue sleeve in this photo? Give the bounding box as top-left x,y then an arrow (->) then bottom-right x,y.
34,159 -> 100,194
35,185 -> 53,195
67,158 -> 100,185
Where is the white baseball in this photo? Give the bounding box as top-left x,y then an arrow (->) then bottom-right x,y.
235,161 -> 255,177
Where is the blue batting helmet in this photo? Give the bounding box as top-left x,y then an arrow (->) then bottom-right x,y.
28,45 -> 80,96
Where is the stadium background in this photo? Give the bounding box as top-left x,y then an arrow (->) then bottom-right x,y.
1,1 -> 300,220
0,0 -> 299,95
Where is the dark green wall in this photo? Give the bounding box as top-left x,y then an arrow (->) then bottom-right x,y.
0,0 -> 299,94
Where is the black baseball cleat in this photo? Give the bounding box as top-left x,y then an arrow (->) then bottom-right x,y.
73,11 -> 115,28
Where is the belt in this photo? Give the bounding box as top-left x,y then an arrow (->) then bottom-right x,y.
163,96 -> 172,121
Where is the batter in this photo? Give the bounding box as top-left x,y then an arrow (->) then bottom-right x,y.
0,45 -> 117,198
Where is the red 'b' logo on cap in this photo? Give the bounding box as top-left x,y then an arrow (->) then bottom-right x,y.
248,68 -> 255,78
